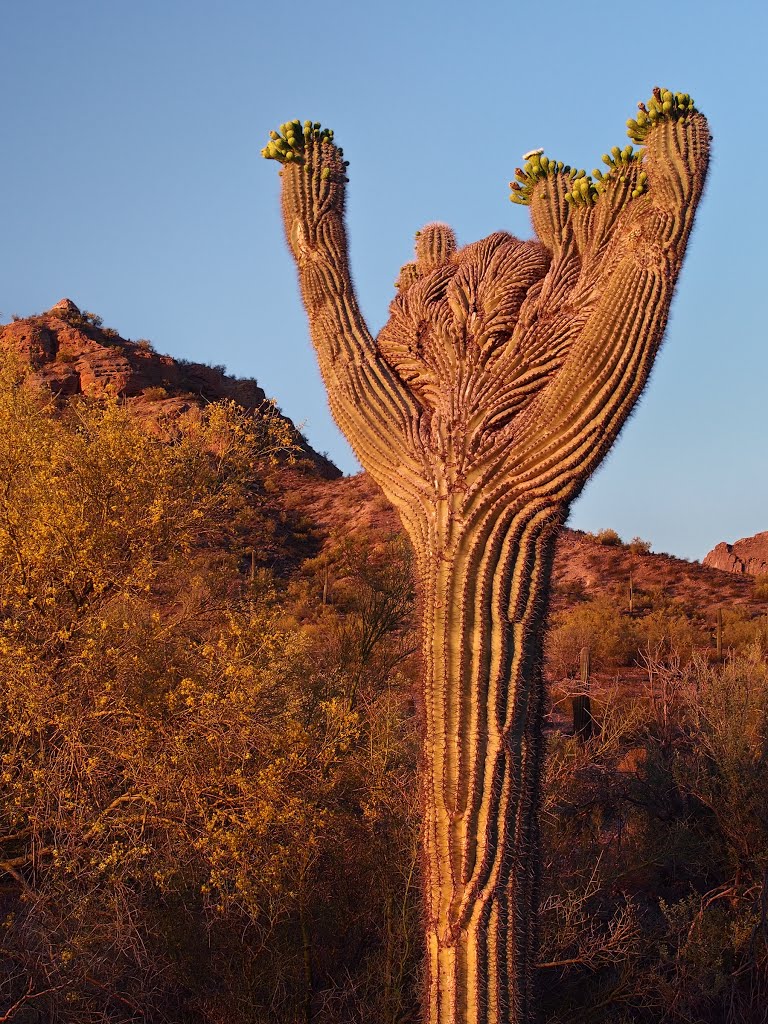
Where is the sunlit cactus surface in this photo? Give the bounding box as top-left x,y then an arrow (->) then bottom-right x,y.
262,88 -> 710,1024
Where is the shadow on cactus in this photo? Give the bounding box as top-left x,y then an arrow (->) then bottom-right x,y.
262,88 -> 710,1024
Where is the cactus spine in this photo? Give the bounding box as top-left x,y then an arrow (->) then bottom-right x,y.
263,90 -> 709,1024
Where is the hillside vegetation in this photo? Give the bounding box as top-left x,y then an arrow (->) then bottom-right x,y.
1,312 -> 767,1023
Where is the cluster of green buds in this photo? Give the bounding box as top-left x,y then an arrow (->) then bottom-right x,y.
563,170 -> 601,207
592,144 -> 648,198
509,150 -> 579,206
261,119 -> 336,165
626,87 -> 696,144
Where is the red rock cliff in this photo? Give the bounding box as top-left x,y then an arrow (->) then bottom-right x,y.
703,532 -> 768,577
1,299 -> 340,479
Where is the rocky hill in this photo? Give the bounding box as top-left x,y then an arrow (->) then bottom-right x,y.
0,299 -> 340,479
703,531 -> 768,577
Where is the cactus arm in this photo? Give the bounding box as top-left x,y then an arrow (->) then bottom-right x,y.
504,94 -> 710,502
262,122 -> 426,502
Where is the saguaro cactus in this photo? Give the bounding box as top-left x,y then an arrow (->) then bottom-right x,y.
262,91 -> 709,1024
573,646 -> 593,741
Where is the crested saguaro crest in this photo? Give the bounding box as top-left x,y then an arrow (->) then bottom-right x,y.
262,90 -> 710,1024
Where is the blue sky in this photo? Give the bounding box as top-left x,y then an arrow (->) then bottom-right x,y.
2,0 -> 766,560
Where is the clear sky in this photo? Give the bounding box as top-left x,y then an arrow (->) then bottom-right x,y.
2,0 -> 766,560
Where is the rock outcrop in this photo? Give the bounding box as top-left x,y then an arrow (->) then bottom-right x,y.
0,300 -> 340,479
703,532 -> 768,577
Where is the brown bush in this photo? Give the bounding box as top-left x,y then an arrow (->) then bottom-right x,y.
595,528 -> 622,546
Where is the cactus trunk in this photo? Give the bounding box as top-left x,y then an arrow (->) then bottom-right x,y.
416,512 -> 558,1023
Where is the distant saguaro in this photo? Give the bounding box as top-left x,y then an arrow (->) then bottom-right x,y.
262,90 -> 710,1024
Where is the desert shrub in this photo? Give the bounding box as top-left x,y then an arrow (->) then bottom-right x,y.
717,606 -> 768,654
540,650 -> 768,1023
594,528 -> 622,546
53,306 -> 104,330
628,536 -> 651,555
80,310 -> 103,328
548,591 -> 705,677
632,608 -> 700,664
753,575 -> 768,601
547,596 -> 637,676
0,355 -> 421,1023
142,385 -> 168,400
553,577 -> 588,604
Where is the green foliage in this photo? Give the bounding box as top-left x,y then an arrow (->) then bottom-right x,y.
548,591 -> 702,677
547,596 -> 636,675
719,607 -> 768,654
0,354 -> 419,1023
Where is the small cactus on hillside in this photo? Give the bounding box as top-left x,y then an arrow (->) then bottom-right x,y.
262,88 -> 710,1024
580,646 -> 592,691
573,646 -> 594,741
